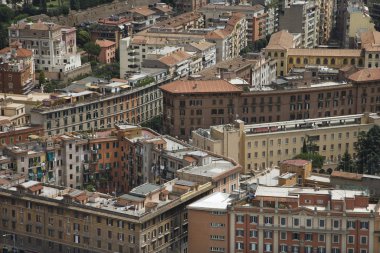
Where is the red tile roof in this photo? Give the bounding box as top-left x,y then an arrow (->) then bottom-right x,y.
158,51 -> 191,66
159,80 -> 242,94
95,39 -> 116,48
331,171 -> 363,181
281,159 -> 310,166
0,47 -> 33,58
348,68 -> 380,83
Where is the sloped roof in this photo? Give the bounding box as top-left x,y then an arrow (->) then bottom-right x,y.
9,20 -> 61,31
266,30 -> 294,50
159,79 -> 242,94
158,51 -> 191,66
348,68 -> 380,83
360,30 -> 380,51
0,47 -> 33,58
129,6 -> 156,17
95,39 -> 116,48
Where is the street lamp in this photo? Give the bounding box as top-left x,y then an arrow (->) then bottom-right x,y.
2,234 -> 16,253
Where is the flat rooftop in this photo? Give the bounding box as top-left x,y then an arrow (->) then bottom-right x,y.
178,158 -> 236,178
187,192 -> 233,211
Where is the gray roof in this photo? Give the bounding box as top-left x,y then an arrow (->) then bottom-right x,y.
176,180 -> 197,187
129,183 -> 161,197
119,194 -> 145,202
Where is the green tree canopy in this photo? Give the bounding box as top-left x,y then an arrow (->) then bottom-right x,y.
355,125 -> 380,174
0,4 -> 15,23
337,150 -> 356,173
294,152 -> 324,169
84,42 -> 101,61
77,29 -> 90,47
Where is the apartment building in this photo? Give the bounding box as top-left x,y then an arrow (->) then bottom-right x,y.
193,113 -> 380,173
30,77 -> 163,136
126,6 -> 161,33
263,29 -> 379,76
174,0 -> 207,13
200,4 -> 267,43
8,21 -> 82,76
162,67 -> 380,140
279,0 -> 320,48
189,186 -> 378,253
120,11 -> 247,76
341,3 -> 375,48
205,12 -> 248,62
359,30 -> 380,68
0,42 -> 34,94
89,17 -> 131,49
318,0 -> 335,44
96,39 -> 117,64
160,79 -> 242,140
0,178 -> 214,253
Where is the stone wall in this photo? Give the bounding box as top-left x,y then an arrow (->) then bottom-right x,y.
29,0 -> 159,26
46,63 -> 92,82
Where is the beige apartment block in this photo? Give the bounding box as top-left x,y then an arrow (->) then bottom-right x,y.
189,186 -> 378,253
192,113 -> 380,174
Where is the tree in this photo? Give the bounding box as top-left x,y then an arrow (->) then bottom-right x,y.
39,71 -> 46,85
294,152 -> 324,169
301,139 -> 308,153
337,151 -> 356,173
0,23 -> 9,49
70,0 -> 80,10
355,125 -> 380,174
6,0 -> 22,9
84,42 -> 101,61
294,135 -> 325,169
77,29 -> 90,47
39,0 -> 47,13
0,4 -> 15,23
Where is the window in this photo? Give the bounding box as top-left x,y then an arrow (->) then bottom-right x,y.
235,242 -> 244,250
264,244 -> 272,252
250,243 -> 257,251
264,217 -> 273,225
235,229 -> 244,237
236,215 -> 244,223
347,220 -> 356,229
305,233 -> 313,241
333,220 -> 340,229
333,234 -> 339,243
306,218 -> 312,227
360,236 -> 367,244
319,219 -> 325,228
292,233 -> 300,240
305,246 -> 313,253
264,231 -> 272,239
348,235 -> 354,244
360,221 -> 369,229
293,218 -> 299,227
319,234 -> 325,242
280,217 -> 286,226
250,216 -> 257,224
332,248 -> 340,253
280,245 -> 288,253
280,232 -> 287,240
249,230 -> 258,238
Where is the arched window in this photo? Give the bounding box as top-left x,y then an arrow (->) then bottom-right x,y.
296,58 -> 301,64
369,54 -> 372,59
289,58 -> 294,64
359,59 -> 363,66
303,58 -> 308,64
376,54 -> 379,59
343,58 -> 348,65
351,59 -> 355,65
274,52 -> 278,57
331,58 -> 335,65
268,52 -> 271,57
316,58 -> 321,64
281,52 -> 284,57
323,58 -> 328,65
